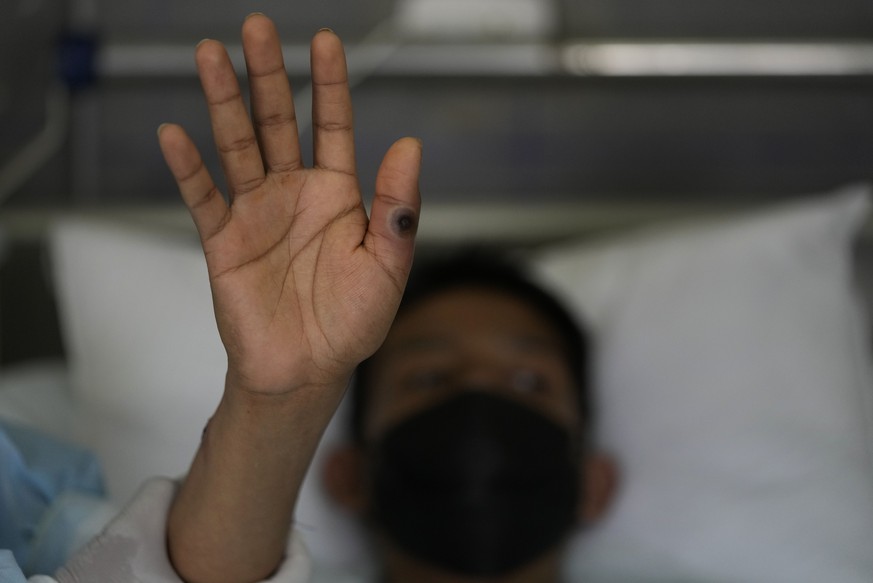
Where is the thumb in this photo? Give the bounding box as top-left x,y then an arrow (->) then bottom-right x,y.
366,137 -> 423,278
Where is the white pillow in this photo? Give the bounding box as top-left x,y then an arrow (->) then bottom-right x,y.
532,185 -> 873,582
50,221 -> 226,503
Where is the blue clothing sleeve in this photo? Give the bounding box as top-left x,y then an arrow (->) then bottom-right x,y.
0,420 -> 105,576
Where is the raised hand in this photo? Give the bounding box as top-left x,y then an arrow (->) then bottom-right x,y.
158,14 -> 421,396
157,15 -> 421,583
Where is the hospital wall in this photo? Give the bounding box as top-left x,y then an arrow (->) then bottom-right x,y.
2,0 -> 873,364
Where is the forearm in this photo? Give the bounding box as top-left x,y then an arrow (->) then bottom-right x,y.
167,374 -> 349,583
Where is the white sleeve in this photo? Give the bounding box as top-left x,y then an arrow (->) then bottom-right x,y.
54,477 -> 312,583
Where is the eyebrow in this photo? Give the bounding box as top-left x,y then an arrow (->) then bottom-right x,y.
383,333 -> 563,358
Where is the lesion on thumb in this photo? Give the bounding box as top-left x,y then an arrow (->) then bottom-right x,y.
390,207 -> 419,238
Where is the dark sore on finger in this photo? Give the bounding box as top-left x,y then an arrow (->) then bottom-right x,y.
392,208 -> 418,237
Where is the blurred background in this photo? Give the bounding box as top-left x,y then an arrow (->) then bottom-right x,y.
1,0 -> 873,365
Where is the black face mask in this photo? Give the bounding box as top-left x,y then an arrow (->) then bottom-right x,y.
368,391 -> 581,577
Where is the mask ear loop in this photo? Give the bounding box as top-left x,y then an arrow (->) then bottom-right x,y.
573,391 -> 620,527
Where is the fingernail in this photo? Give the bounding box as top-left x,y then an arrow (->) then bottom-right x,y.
196,38 -> 211,48
318,27 -> 334,33
246,12 -> 265,20
157,123 -> 170,137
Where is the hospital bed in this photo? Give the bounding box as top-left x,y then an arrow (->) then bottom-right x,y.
1,185 -> 872,581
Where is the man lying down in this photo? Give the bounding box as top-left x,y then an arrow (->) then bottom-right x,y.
0,13 -> 617,583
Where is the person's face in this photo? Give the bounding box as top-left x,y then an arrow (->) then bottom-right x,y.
362,286 -> 582,444
323,286 -> 617,579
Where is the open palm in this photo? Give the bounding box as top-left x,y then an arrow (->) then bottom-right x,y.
158,15 -> 421,395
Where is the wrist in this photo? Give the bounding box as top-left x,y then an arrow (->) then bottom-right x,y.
224,362 -> 353,399
218,368 -> 350,431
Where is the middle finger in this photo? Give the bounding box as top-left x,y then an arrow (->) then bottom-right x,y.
243,14 -> 302,174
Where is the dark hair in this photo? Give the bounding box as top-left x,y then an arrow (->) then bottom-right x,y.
350,248 -> 591,444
